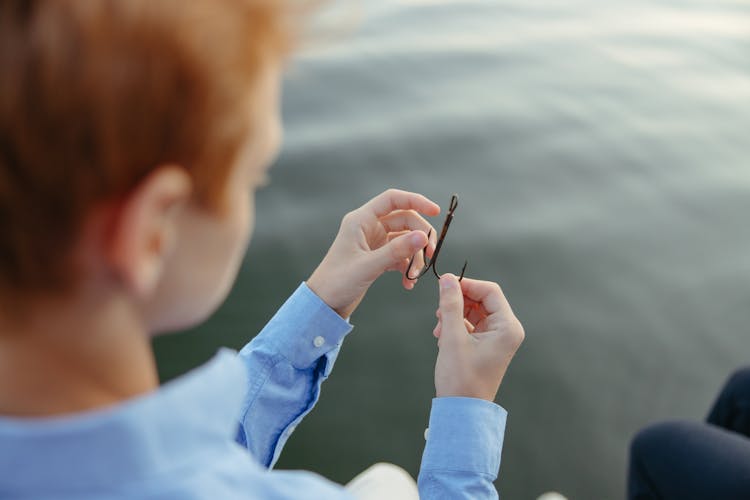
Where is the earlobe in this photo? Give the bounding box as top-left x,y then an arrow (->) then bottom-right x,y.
106,165 -> 193,298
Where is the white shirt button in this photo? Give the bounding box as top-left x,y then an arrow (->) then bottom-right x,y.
313,336 -> 325,348
424,427 -> 429,441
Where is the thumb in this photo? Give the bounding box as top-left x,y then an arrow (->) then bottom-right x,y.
371,230 -> 428,272
438,274 -> 466,337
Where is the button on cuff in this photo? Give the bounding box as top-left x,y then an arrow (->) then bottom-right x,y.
313,336 -> 325,348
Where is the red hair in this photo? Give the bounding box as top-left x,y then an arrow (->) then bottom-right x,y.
0,0 -> 300,294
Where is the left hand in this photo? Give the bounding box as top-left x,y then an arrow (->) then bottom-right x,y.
307,189 -> 440,319
431,274 -> 524,401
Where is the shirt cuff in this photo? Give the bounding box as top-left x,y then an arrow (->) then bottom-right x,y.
261,282 -> 353,370
421,397 -> 507,478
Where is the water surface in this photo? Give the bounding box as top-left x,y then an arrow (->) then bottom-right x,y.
155,1 -> 750,497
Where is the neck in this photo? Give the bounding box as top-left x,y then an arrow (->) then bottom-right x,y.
0,289 -> 159,417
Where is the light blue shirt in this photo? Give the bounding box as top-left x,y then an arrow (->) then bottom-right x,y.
0,283 -> 507,499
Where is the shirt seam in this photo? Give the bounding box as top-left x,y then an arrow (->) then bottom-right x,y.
238,351 -> 280,424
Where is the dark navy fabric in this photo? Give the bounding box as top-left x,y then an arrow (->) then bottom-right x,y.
628,367 -> 750,499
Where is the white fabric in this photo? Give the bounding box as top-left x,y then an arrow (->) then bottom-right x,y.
346,463 -> 420,500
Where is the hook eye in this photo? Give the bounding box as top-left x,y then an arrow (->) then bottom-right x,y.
448,194 -> 459,212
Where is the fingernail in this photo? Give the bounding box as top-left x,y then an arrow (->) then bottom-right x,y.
440,275 -> 456,289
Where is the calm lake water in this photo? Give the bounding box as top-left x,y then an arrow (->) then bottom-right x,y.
154,0 -> 750,497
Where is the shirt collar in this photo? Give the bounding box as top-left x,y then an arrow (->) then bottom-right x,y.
0,348 -> 247,495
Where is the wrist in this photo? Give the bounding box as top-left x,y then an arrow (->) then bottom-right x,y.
435,372 -> 502,402
306,269 -> 354,319
306,271 -> 335,312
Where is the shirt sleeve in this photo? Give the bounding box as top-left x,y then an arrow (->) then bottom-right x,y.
235,282 -> 353,468
418,397 -> 507,499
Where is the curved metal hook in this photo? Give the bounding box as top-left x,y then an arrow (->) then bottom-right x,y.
405,228 -> 433,280
404,194 -> 467,283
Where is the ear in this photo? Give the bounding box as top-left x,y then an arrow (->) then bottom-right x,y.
107,165 -> 193,298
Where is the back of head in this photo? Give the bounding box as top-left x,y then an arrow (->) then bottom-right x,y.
0,0 -> 298,297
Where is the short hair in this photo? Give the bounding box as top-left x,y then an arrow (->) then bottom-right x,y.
0,0 -> 300,295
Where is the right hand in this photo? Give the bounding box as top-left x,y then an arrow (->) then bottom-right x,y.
433,274 -> 524,402
307,189 -> 439,319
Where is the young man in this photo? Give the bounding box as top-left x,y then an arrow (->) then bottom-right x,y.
0,1 -> 524,498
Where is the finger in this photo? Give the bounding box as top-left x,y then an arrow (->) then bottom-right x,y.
401,260 -> 417,290
438,305 -> 480,324
387,230 -> 410,242
380,210 -> 436,243
438,273 -> 466,340
433,318 -> 473,338
466,307 -> 486,327
387,256 -> 410,273
447,302 -> 483,332
363,189 -> 440,219
464,299 -> 487,326
384,233 -> 410,272
398,235 -> 429,281
437,295 -> 488,334
400,228 -> 432,280
463,298 -> 481,313
371,230 -> 429,275
458,278 -> 515,317
439,298 -> 485,327
382,212 -> 437,258
414,252 -> 430,277
394,257 -> 410,273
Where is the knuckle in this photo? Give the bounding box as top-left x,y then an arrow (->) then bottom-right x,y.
509,319 -> 525,346
384,188 -> 401,200
341,210 -> 358,227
